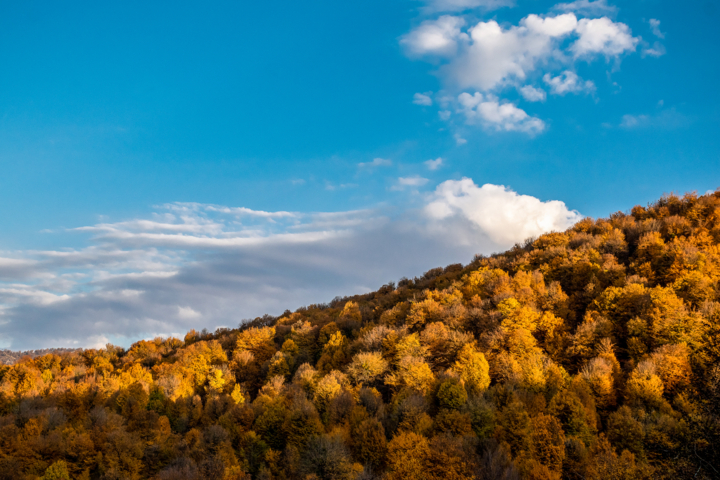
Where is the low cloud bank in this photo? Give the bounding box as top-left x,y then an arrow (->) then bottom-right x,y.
0,179 -> 580,349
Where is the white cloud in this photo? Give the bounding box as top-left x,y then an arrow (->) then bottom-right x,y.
403,8 -> 645,138
523,13 -> 580,37
649,19 -> 664,39
413,92 -> 434,106
174,203 -> 295,219
419,0 -> 514,13
543,70 -> 596,95
458,92 -> 545,134
425,158 -> 444,170
358,157 -> 392,168
441,14 -> 578,91
401,0 -> 661,141
553,0 -> 617,17
404,13 -> 638,87
86,335 -> 111,349
454,133 -> 467,145
642,20 -> 665,57
401,16 -> 467,58
642,42 -> 666,58
572,17 -> 639,58
0,182 -> 581,349
178,306 -> 201,320
519,85 -> 547,102
392,176 -> 430,190
425,179 -> 582,245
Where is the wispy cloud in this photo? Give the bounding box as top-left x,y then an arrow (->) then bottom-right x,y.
642,20 -> 666,58
620,108 -> 689,130
649,19 -> 665,39
418,0 -> 514,14
358,157 -> 392,168
413,92 -> 434,106
325,182 -> 359,191
391,176 -> 430,190
553,0 -> 617,17
642,42 -> 666,58
425,158 -> 444,170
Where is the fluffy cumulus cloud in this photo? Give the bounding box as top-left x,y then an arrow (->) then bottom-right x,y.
0,181 -> 581,350
404,3 -> 651,136
402,12 -> 638,92
425,179 -> 582,245
571,17 -> 638,58
425,14 -> 578,91
401,16 -> 468,58
458,92 -> 545,134
519,85 -> 547,102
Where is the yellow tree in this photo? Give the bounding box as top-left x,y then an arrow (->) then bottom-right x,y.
346,351 -> 388,385
626,360 -> 664,407
385,431 -> 430,480
451,344 -> 490,393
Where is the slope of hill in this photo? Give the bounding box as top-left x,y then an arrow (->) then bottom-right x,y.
1,191 -> 720,479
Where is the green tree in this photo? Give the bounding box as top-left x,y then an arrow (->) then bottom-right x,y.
41,461 -> 70,480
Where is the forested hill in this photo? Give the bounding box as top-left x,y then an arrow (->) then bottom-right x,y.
2,191 -> 720,480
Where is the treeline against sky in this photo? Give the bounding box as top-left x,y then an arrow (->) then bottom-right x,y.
1,191 -> 720,479
0,350 -> 81,367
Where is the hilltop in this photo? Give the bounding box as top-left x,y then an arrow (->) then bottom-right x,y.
0,349 -> 81,366
1,191 -> 719,479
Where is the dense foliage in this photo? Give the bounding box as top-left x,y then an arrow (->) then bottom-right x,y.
2,191 -> 720,479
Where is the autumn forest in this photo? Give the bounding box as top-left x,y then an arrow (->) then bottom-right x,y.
2,191 -> 720,480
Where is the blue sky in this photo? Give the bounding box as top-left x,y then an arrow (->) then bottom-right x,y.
0,0 -> 718,349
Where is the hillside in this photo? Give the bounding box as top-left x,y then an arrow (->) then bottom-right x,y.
1,191 -> 720,479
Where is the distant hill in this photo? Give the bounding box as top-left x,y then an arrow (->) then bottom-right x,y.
0,191 -> 719,479
0,348 -> 81,365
